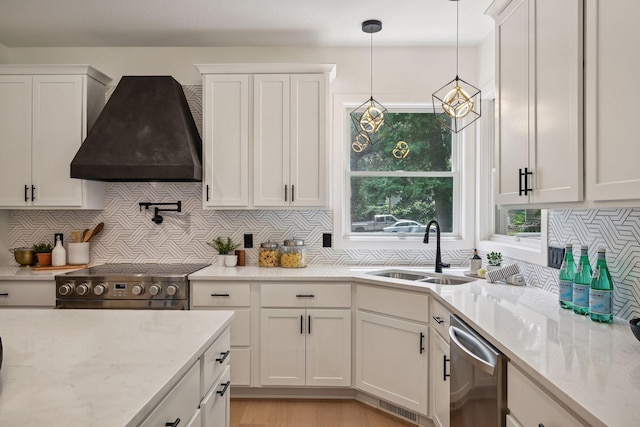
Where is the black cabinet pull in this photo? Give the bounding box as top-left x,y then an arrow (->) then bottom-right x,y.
538,424 -> 545,427
217,380 -> 231,396
216,350 -> 230,363
296,294 -> 315,298
165,418 -> 180,427
443,355 -> 450,381
31,185 -> 35,201
308,315 -> 311,334
300,315 -> 304,334
291,184 -> 295,202
206,184 -> 210,201
519,167 -> 533,196
284,184 -> 288,202
0,293 -> 9,297
419,332 -> 425,354
24,185 -> 28,202
432,316 -> 444,324
211,293 -> 230,297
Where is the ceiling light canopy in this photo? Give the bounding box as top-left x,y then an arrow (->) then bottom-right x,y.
350,19 -> 397,153
432,0 -> 481,133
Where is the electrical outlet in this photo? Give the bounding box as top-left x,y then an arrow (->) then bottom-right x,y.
244,233 -> 253,249
54,233 -> 64,246
322,233 -> 332,248
548,246 -> 565,269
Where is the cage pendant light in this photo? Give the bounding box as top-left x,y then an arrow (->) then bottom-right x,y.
350,20 -> 397,153
432,0 -> 481,133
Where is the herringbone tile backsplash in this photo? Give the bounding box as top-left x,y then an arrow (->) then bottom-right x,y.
7,86 -> 640,319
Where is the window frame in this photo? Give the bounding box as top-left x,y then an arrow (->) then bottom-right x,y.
476,97 -> 549,266
332,93 -> 475,251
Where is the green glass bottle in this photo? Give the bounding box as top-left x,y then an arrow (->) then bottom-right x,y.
573,245 -> 592,315
558,243 -> 576,310
590,248 -> 613,323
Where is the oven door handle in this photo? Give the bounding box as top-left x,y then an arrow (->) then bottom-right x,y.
449,325 -> 497,375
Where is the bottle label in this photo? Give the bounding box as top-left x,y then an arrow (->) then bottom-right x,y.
573,283 -> 590,308
590,289 -> 612,315
559,280 -> 573,302
592,269 -> 600,279
576,264 -> 583,273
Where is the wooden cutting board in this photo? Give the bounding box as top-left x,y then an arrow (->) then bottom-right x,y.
32,264 -> 88,271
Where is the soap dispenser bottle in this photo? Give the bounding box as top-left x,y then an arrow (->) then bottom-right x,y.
469,249 -> 482,274
52,236 -> 66,267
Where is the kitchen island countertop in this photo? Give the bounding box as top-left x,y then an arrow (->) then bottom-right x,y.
0,309 -> 234,426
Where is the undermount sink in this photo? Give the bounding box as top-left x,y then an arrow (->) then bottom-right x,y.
367,269 -> 475,285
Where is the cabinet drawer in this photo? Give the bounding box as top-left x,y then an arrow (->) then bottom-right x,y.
431,298 -> 451,342
140,361 -> 200,427
261,283 -> 351,308
230,348 -> 251,386
201,366 -> 231,427
357,285 -> 429,323
0,281 -> 55,307
191,282 -> 250,307
508,363 -> 584,426
201,328 -> 231,398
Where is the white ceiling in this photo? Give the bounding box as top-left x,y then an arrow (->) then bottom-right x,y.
0,0 -> 495,48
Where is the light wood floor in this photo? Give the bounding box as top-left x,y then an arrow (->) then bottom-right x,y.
230,399 -> 417,427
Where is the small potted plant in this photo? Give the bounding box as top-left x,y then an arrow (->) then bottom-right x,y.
486,251 -> 503,270
206,237 -> 241,267
32,242 -> 53,266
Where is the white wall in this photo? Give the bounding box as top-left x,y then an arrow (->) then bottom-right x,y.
0,43 -> 9,63
477,28 -> 495,95
6,45 -> 478,96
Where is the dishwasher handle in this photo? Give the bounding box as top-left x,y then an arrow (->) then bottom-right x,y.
449,325 -> 497,376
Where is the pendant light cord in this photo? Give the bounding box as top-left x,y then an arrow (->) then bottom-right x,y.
370,30 -> 374,99
456,0 -> 459,77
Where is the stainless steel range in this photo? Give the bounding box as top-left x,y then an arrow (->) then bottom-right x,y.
55,263 -> 209,309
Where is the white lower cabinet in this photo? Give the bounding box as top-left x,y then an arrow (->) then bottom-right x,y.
429,299 -> 451,427
355,311 -> 429,415
260,308 -> 351,386
0,281 -> 55,307
191,281 -> 252,386
140,362 -> 201,427
201,366 -> 231,427
507,362 -> 584,426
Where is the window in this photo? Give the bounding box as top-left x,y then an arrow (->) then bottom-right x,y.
332,94 -> 475,251
348,110 -> 457,235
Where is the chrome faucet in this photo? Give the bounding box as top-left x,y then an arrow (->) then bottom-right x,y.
424,219 -> 450,273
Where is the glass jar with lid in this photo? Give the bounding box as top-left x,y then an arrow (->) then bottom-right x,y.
259,241 -> 280,267
280,238 -> 307,268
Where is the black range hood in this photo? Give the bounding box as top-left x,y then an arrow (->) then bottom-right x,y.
71,76 -> 202,182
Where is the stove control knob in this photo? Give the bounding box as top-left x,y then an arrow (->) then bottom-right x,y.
149,284 -> 162,296
166,284 -> 179,296
132,284 -> 145,296
76,283 -> 91,296
94,283 -> 108,296
59,283 -> 75,296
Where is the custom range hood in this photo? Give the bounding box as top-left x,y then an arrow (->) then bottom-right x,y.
71,76 -> 202,181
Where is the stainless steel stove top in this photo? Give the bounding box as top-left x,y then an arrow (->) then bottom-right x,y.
55,263 -> 209,310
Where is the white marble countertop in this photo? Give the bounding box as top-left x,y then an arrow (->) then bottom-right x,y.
0,309 -> 234,426
0,265 -> 86,280
191,264 -> 640,427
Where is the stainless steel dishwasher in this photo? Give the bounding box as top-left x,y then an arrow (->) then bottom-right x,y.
449,314 -> 507,427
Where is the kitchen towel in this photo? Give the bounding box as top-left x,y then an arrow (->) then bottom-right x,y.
485,263 -> 525,285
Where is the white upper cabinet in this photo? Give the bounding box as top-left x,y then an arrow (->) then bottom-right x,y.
0,65 -> 110,209
202,74 -> 250,207
585,0 -> 640,201
196,64 -> 333,210
494,0 -> 583,205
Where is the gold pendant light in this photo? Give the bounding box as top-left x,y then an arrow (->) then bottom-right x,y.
432,0 -> 481,133
350,20 -> 397,153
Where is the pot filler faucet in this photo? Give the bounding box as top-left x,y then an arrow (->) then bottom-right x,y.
424,219 -> 450,273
